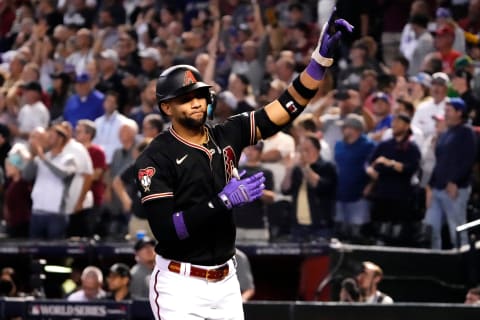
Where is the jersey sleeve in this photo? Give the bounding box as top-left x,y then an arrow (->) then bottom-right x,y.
214,111 -> 257,155
134,152 -> 175,204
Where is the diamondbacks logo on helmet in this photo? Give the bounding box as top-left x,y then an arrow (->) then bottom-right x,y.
138,167 -> 156,192
184,70 -> 197,86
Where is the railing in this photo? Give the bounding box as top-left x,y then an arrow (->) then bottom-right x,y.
1,299 -> 480,320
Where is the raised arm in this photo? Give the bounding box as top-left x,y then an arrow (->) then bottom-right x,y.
254,8 -> 353,140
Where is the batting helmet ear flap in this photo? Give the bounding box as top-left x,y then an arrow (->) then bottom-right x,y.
207,90 -> 217,120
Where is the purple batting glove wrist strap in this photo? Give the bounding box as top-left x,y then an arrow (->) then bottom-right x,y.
306,60 -> 326,81
173,211 -> 189,240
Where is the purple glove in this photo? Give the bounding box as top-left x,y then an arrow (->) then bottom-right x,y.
306,7 -> 354,80
218,171 -> 265,209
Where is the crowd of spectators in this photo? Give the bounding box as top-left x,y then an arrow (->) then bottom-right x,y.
0,0 -> 480,304
0,0 -> 480,247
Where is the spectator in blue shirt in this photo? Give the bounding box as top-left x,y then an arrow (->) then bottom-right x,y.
424,97 -> 476,249
369,92 -> 393,142
63,73 -> 105,128
334,114 -> 376,242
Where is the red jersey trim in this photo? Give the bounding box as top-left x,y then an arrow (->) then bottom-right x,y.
250,112 -> 256,146
141,192 -> 174,203
169,127 -> 212,160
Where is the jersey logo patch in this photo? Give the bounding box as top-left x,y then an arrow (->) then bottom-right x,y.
286,100 -> 297,113
223,146 -> 237,183
184,70 -> 197,85
176,154 -> 188,165
138,167 -> 156,192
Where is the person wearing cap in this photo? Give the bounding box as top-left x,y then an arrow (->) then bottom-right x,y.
213,90 -> 239,123
366,112 -> 421,245
96,49 -> 128,113
63,72 -> 105,128
424,97 -> 476,249
408,72 -> 433,107
234,141 -> 274,241
17,81 -> 50,141
433,22 -> 461,74
334,113 -> 376,242
23,124 -> 77,239
3,144 -> 32,238
130,237 -> 156,299
435,7 -> 466,54
370,92 -> 393,142
105,263 -> 132,301
412,72 -> 450,139
139,47 -> 162,79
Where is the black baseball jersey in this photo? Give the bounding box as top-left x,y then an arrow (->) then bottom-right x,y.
135,111 -> 257,265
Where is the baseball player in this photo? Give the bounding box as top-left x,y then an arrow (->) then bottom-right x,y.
135,8 -> 353,320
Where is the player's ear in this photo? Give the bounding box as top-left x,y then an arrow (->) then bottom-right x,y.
160,102 -> 173,116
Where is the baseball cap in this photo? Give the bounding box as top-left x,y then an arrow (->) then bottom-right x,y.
20,81 -> 42,93
431,72 -> 450,86
75,72 -> 91,83
99,49 -> 119,64
134,237 -> 156,251
454,55 -> 473,72
338,113 -> 365,132
218,90 -> 238,110
52,124 -> 69,138
139,47 -> 161,64
409,72 -> 432,87
109,263 -> 131,278
434,24 -> 454,36
436,7 -> 452,19
372,92 -> 390,103
446,97 -> 467,113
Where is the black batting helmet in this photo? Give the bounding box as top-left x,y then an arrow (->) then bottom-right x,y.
156,64 -> 212,104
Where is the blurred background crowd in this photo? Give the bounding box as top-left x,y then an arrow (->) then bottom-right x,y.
0,0 -> 480,304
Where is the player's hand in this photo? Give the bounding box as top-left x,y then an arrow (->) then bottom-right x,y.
306,7 -> 354,80
218,171 -> 265,209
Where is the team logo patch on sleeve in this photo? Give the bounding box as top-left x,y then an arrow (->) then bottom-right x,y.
138,167 -> 156,192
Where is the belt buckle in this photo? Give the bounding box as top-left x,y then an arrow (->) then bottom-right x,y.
205,269 -> 217,282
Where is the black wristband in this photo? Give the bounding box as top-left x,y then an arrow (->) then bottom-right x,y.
278,89 -> 305,119
292,76 -> 317,100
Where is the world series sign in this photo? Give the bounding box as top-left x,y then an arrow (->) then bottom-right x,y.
27,301 -> 129,319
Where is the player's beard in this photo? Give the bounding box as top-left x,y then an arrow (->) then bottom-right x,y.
178,111 -> 207,130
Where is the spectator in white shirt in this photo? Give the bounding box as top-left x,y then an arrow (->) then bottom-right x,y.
411,72 -> 449,139
68,266 -> 106,302
17,81 -> 49,141
93,91 -> 127,165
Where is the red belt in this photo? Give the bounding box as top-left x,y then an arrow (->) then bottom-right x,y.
168,261 -> 230,282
